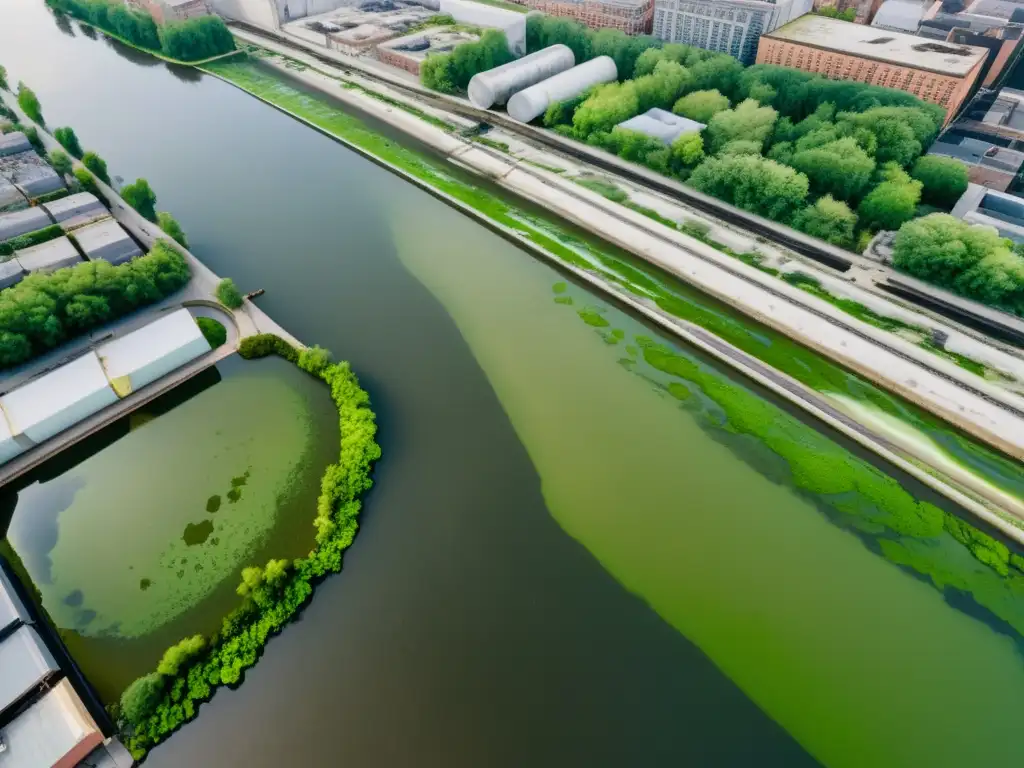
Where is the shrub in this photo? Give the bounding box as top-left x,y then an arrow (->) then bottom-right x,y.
120,673 -> 165,725
238,333 -> 297,361
82,151 -> 110,184
0,224 -> 64,256
672,88 -> 729,122
298,344 -> 332,375
53,126 -> 83,158
157,636 -> 207,677
858,164 -> 922,232
159,16 -> 235,61
10,123 -> 43,153
48,148 -> 73,177
196,317 -> 227,348
17,82 -> 43,124
121,178 -> 157,222
0,64 -> 7,91
31,188 -> 71,205
911,155 -> 969,209
73,167 -> 99,196
157,211 -> 188,247
793,195 -> 857,248
216,277 -> 243,308
689,153 -> 809,222
705,98 -> 778,153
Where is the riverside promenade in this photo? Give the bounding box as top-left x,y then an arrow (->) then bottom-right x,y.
0,91 -> 303,487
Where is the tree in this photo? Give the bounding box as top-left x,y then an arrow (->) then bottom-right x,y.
669,131 -> 704,176
543,92 -> 589,127
420,54 -> 455,93
526,14 -> 593,62
82,151 -> 109,184
689,154 -> 809,222
158,16 -> 235,62
793,195 -> 858,248
705,98 -> 778,153
911,155 -> 969,209
0,65 -> 7,91
789,137 -> 875,201
106,3 -> 160,50
633,59 -> 692,112
157,211 -> 188,247
120,673 -> 165,726
573,80 -> 640,138
688,55 -> 743,96
48,148 -> 73,177
718,139 -> 763,156
421,30 -> 512,93
816,5 -> 857,20
121,178 -> 157,222
156,635 -> 206,677
217,277 -> 243,308
858,165 -> 922,231
54,126 -> 83,158
673,89 -> 729,123
73,167 -> 98,196
16,82 -> 43,124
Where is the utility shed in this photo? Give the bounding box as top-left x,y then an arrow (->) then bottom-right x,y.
0,259 -> 26,291
98,309 -> 211,397
616,108 -> 704,145
0,625 -> 58,717
0,207 -> 50,242
0,151 -> 64,199
42,191 -> 107,230
15,236 -> 82,274
0,132 -> 32,158
0,566 -> 30,634
0,679 -> 103,768
73,218 -> 141,265
0,353 -> 118,445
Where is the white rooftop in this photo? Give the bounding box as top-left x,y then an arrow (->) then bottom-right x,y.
0,625 -> 58,716
764,15 -> 989,76
0,132 -> 31,158
15,236 -> 81,274
617,108 -> 705,145
0,567 -> 29,634
0,207 -> 50,242
41,191 -> 106,224
73,218 -> 141,265
0,679 -> 102,768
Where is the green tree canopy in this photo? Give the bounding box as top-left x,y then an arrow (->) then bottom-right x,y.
53,126 -> 83,158
789,137 -> 876,201
47,148 -> 73,177
82,151 -> 109,184
421,30 -> 513,92
158,16 -> 235,62
121,178 -> 158,222
689,153 -> 809,221
858,164 -> 923,231
911,155 -> 969,209
217,277 -> 243,308
573,80 -> 639,137
633,59 -> 692,112
157,211 -> 188,247
673,89 -> 729,123
120,673 -> 165,725
16,82 -> 43,125
793,195 -> 858,248
669,131 -> 704,175
705,98 -> 778,153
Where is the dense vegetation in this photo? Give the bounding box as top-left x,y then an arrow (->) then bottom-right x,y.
195,316 -> 226,347
121,177 -> 157,222
216,277 -> 243,308
45,0 -> 235,62
116,335 -> 380,759
420,29 -> 513,93
54,125 -> 83,158
16,82 -> 43,125
0,64 -> 7,92
0,241 -> 190,367
157,211 -> 188,247
82,150 -> 110,184
893,214 -> 1024,315
47,148 -> 73,177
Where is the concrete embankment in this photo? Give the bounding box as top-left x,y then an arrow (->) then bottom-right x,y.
203,53 -> 1024,539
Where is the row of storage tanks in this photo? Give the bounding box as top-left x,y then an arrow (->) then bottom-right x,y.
468,45 -> 618,124
0,309 -> 212,466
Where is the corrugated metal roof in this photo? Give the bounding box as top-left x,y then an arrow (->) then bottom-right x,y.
0,625 -> 58,716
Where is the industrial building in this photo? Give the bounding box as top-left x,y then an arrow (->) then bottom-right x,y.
616,107 -> 705,143
871,0 -> 925,31
653,0 -> 811,64
0,206 -> 51,242
951,182 -> 1024,240
519,0 -> 655,35
0,353 -> 119,446
469,44 -> 575,109
73,218 -> 142,265
42,191 -> 108,230
0,132 -> 31,158
377,27 -> 480,75
15,236 -> 82,274
928,130 -> 1024,189
756,15 -> 989,119
98,309 -> 211,397
284,1 -> 440,54
0,150 -> 65,200
507,56 -> 618,123
440,0 -> 526,54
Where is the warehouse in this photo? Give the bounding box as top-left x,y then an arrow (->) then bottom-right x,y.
616,108 -> 704,144
0,353 -> 118,445
0,625 -> 59,717
0,150 -> 64,199
98,309 -> 211,397
73,218 -> 142,265
0,131 -> 32,158
0,259 -> 26,291
42,191 -> 107,229
15,236 -> 82,274
0,679 -> 104,768
0,206 -> 50,242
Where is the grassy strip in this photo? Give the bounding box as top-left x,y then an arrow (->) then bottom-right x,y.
472,135 -> 510,153
31,188 -> 70,205
201,57 -> 1024,506
0,223 -> 64,257
117,335 -> 379,758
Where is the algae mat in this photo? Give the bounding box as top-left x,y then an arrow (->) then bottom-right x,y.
390,202 -> 1024,768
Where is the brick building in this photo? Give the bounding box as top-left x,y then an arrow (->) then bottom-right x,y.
812,0 -> 884,24
128,0 -> 211,24
513,0 -> 655,34
756,15 -> 989,121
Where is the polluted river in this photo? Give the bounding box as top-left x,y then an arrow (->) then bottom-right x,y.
2,2 -> 1024,766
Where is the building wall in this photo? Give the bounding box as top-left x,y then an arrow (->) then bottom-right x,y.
983,38 -> 1017,87
755,37 -> 984,120
652,0 -> 811,64
376,47 -> 423,75
521,0 -> 655,34
166,0 -> 212,20
812,0 -> 883,23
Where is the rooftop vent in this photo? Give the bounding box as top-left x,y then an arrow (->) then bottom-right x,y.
911,42 -> 974,55
865,36 -> 895,43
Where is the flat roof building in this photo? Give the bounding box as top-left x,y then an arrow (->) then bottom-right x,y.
98,309 -> 211,397
617,108 -> 705,144
41,191 -> 108,230
15,236 -> 82,274
0,625 -> 59,718
0,353 -> 118,446
376,27 -> 480,76
929,131 -> 1024,190
0,151 -> 65,199
0,207 -> 51,243
0,567 -> 30,634
73,219 -> 142,265
526,0 -> 655,35
951,182 -> 1024,238
0,679 -> 104,768
757,15 -> 990,120
871,0 -> 925,30
0,132 -> 32,158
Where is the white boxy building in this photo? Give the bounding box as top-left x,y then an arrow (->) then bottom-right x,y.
0,207 -> 50,242
0,625 -> 59,715
73,219 -> 142,265
0,678 -> 104,768
98,308 -> 211,397
439,0 -> 526,55
15,236 -> 82,274
41,191 -> 107,230
0,353 -> 118,445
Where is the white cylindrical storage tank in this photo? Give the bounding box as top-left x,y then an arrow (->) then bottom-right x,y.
467,44 -> 575,109
507,55 -> 618,123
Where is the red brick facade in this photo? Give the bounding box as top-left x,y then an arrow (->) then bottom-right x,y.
511,0 -> 654,34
